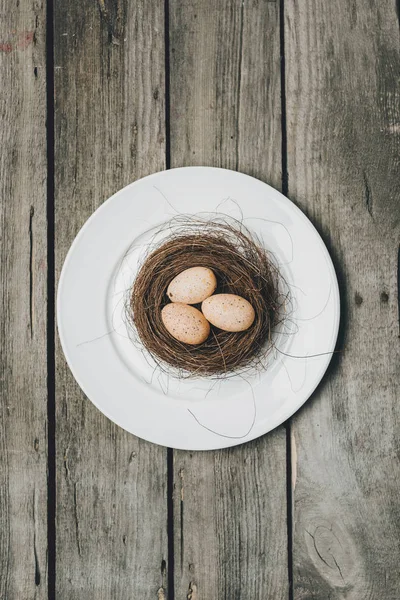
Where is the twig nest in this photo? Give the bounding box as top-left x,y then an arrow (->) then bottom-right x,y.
202,294 -> 255,332
161,303 -> 210,345
167,266 -> 217,304
129,218 -> 282,377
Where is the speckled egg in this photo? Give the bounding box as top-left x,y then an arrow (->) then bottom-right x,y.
161,303 -> 210,345
202,294 -> 255,332
167,267 -> 217,304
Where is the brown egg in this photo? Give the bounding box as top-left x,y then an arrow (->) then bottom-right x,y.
202,294 -> 255,332
167,267 -> 217,304
161,303 -> 210,345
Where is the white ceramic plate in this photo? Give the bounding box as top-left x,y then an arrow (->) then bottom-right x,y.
57,167 -> 340,450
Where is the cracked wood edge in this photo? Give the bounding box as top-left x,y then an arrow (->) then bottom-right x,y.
285,1 -> 400,597
54,1 -> 168,597
169,2 -> 288,598
0,0 -> 48,597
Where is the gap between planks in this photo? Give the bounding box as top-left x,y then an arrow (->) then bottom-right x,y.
46,0 -> 56,597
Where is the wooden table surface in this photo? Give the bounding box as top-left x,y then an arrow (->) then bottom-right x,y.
1,1 -> 399,598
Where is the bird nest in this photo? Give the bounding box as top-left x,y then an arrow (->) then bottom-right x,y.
129,218 -> 285,377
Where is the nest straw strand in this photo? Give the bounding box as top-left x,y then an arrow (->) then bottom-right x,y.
129,218 -> 285,377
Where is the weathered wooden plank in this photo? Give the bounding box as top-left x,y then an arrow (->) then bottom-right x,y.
54,1 -> 168,598
285,1 -> 400,597
169,2 -> 288,598
0,0 -> 48,598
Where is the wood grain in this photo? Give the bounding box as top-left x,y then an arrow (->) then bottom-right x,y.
285,1 -> 400,597
169,1 -> 288,598
54,1 -> 168,597
0,0 -> 48,597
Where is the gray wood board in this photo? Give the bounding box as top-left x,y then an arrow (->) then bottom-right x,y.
169,1 -> 289,598
285,1 -> 400,598
54,1 -> 168,597
0,1 -> 48,598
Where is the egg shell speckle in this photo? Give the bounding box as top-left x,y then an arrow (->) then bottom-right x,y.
167,267 -> 217,304
202,294 -> 255,332
161,302 -> 210,345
